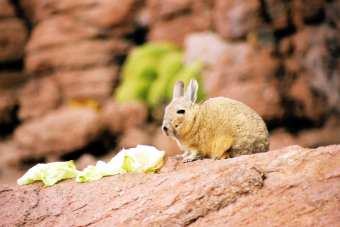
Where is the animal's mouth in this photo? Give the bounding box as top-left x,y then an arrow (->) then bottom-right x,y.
162,125 -> 176,137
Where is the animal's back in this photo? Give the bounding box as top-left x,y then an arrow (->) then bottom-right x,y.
201,97 -> 269,156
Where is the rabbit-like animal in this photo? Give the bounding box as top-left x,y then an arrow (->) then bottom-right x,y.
162,80 -> 269,162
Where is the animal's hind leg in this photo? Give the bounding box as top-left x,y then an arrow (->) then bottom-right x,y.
211,136 -> 233,159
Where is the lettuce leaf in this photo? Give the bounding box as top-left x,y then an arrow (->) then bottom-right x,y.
76,145 -> 165,183
17,161 -> 77,187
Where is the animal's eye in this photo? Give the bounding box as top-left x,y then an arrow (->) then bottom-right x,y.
176,109 -> 185,114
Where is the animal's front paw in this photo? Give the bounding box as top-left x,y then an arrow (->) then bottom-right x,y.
182,153 -> 201,163
175,151 -> 190,160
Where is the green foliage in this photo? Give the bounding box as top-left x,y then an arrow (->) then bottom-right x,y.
114,42 -> 206,107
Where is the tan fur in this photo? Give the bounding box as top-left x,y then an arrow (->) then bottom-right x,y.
162,80 -> 269,162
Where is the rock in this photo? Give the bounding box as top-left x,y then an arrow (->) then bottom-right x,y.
152,130 -> 181,157
292,0 -> 325,28
0,18 -> 28,61
214,0 -> 261,39
26,15 -> 101,51
101,101 -> 148,134
0,89 -> 17,123
0,140 -> 25,168
0,72 -> 27,89
325,0 -> 340,29
1,145 -> 339,226
119,102 -> 149,131
0,72 -> 26,123
205,42 -> 282,120
21,0 -> 137,28
55,66 -> 118,102
184,32 -> 227,67
148,14 -> 211,46
100,101 -> 122,134
18,76 -> 61,120
25,39 -> 129,74
263,0 -> 290,30
297,117 -> 340,148
286,73 -> 325,120
260,0 -> 326,30
269,129 -> 298,150
75,154 -> 97,170
14,107 -> 102,157
281,26 -> 340,119
147,0 -> 192,19
0,0 -> 15,18
119,128 -> 151,149
147,0 -> 212,45
0,140 -> 32,185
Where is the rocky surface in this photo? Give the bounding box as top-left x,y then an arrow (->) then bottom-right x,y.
0,72 -> 25,123
1,145 -> 339,226
0,0 -> 28,62
55,66 -> 119,102
0,0 -> 339,187
204,42 -> 282,120
100,101 -> 148,134
14,107 -> 102,158
214,0 -> 261,39
18,76 -> 61,120
147,0 -> 213,45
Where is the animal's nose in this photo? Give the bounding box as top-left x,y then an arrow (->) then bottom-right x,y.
162,126 -> 168,133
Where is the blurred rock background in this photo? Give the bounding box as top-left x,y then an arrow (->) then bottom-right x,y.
0,0 -> 339,184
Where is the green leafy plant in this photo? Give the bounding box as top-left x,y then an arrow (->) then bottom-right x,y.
114,42 -> 205,107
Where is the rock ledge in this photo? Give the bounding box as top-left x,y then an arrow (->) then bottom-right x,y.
1,145 -> 339,226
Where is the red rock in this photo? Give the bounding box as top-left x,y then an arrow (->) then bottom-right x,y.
147,0 -> 212,45
325,0 -> 340,29
101,101 -> 148,134
21,0 -> 104,21
21,0 -> 137,28
152,130 -> 181,157
205,43 -> 283,120
119,128 -> 151,149
0,72 -> 25,123
292,0 -> 325,28
184,32 -> 227,66
119,102 -> 148,131
55,66 -> 118,102
0,141 -> 27,185
75,154 -> 97,170
147,0 -> 192,19
26,15 -> 101,51
0,89 -> 17,123
214,0 -> 261,39
18,76 -> 61,120
270,129 -> 298,150
0,18 -> 28,61
149,14 -> 211,46
0,72 -> 26,89
263,0 -> 290,30
0,140 -> 31,168
0,0 -> 15,18
281,26 -> 340,119
1,145 -> 339,226
25,39 -> 129,74
297,117 -> 340,148
100,101 -> 122,134
287,74 -> 325,120
14,107 -> 102,157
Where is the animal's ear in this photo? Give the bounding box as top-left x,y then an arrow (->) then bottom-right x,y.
185,79 -> 198,103
173,81 -> 184,99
